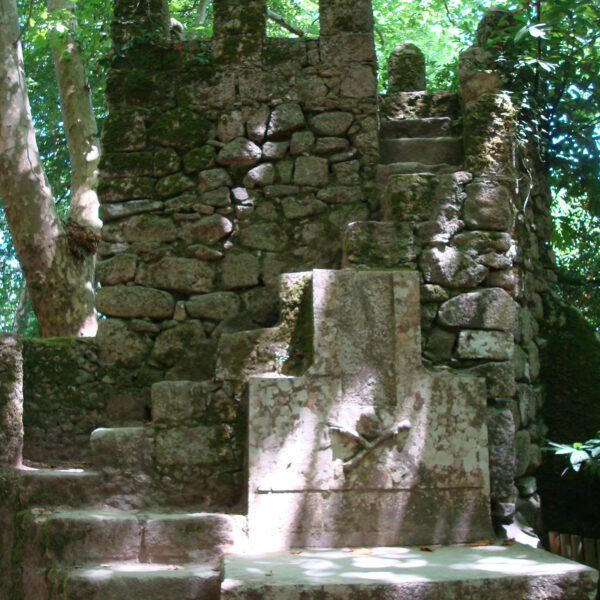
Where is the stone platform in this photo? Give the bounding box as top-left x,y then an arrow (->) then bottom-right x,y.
222,544 -> 598,600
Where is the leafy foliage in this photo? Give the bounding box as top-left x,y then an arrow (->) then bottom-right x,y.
1,0 -> 599,333
547,434 -> 600,478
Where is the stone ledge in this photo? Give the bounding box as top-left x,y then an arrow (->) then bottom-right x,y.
222,545 -> 598,600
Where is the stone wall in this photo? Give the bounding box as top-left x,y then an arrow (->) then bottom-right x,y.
12,3 -> 573,527
95,0 -> 379,389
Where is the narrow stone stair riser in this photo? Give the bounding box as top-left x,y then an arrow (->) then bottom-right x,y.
17,469 -> 103,508
140,513 -> 238,563
380,117 -> 456,139
380,137 -> 463,166
34,511 -> 142,564
47,565 -> 221,600
28,511 -> 242,566
90,427 -> 153,473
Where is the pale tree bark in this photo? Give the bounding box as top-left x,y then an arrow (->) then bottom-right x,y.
48,0 -> 101,231
0,0 -> 98,337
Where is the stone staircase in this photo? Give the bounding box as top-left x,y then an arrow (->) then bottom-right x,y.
12,399 -> 244,600
8,90 -> 598,600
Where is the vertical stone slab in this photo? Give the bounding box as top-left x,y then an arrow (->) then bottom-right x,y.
0,335 -> 23,467
212,0 -> 266,63
388,43 -> 426,92
112,0 -> 170,45
248,270 -> 492,550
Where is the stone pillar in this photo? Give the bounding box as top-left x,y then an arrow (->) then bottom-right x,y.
387,43 -> 426,93
0,335 -> 23,467
112,0 -> 170,46
320,0 -> 374,36
212,0 -> 266,63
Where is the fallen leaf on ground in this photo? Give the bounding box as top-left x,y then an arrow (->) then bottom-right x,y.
465,539 -> 493,547
265,570 -> 273,576
419,546 -> 434,552
349,548 -> 372,555
290,550 -> 303,555
167,565 -> 183,570
502,538 -> 515,546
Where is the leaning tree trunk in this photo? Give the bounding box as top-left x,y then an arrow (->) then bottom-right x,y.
0,0 -> 98,337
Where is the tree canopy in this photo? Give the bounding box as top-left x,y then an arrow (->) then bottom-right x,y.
0,0 -> 599,333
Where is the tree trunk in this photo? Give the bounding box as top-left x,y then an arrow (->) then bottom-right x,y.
0,0 -> 97,337
48,0 -> 101,232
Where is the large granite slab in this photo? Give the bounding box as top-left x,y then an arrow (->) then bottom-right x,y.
221,545 -> 598,600
248,270 -> 492,550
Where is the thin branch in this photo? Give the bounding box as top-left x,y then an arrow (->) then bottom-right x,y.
442,0 -> 457,27
14,0 -> 35,45
196,0 -> 210,25
375,26 -> 385,48
267,8 -> 305,37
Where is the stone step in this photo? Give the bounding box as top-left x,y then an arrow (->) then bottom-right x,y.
380,117 -> 457,139
47,563 -> 221,600
33,510 -> 142,564
90,426 -> 153,473
380,90 -> 462,121
380,137 -> 463,166
376,162 -> 461,187
140,512 -> 246,563
31,509 -> 244,566
16,467 -> 103,508
221,545 -> 599,600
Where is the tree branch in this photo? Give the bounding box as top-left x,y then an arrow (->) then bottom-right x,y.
14,0 -> 34,45
267,8 -> 305,37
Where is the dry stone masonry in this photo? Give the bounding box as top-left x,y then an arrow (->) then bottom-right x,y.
1,1 -> 598,599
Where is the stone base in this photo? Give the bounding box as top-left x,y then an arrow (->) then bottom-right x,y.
222,544 -> 598,600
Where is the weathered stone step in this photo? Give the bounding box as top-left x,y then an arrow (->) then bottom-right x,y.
34,510 -> 142,564
376,162 -> 462,187
16,467 -> 103,507
47,563 -> 221,600
31,509 -> 245,565
222,545 -> 599,600
90,426 -> 153,473
380,90 -> 462,121
380,136 -> 463,166
380,117 -> 457,139
140,512 -> 245,563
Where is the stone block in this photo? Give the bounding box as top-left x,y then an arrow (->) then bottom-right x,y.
243,164 -> 275,188
464,361 -> 516,398
281,195 -> 327,220
99,200 -> 163,223
98,177 -> 155,203
102,215 -> 177,243
199,169 -> 233,192
186,292 -> 241,321
217,110 -> 245,143
148,107 -> 211,151
266,103 -> 305,140
136,258 -> 215,294
101,108 -> 147,151
154,148 -> 180,176
222,252 -> 261,290
96,286 -> 175,319
90,426 -> 153,472
154,426 -> 222,466
309,112 -> 354,137
180,215 -> 233,245
294,156 -> 329,186
487,407 -> 516,501
151,380 -> 207,422
96,319 -> 151,367
316,185 -> 362,204
152,321 -> 206,366
437,288 -> 517,330
141,513 -> 237,563
290,131 -> 315,155
420,247 -> 488,288
343,221 -> 415,268
238,224 -> 288,251
217,138 -> 262,168
457,330 -> 514,360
